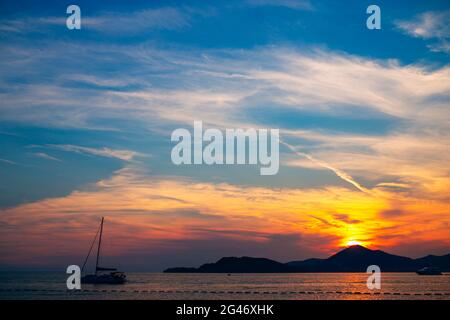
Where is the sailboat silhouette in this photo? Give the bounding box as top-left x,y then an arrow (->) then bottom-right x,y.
81,217 -> 127,284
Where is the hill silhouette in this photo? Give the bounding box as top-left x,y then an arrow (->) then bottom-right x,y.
287,245 -> 415,272
199,257 -> 288,273
164,245 -> 450,273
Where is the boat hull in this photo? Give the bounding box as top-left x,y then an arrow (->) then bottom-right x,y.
416,267 -> 442,275
416,271 -> 442,275
81,274 -> 126,284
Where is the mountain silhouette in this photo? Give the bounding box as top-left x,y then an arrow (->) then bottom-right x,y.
288,245 -> 415,272
165,257 -> 290,273
198,257 -> 288,273
164,245 -> 450,273
414,254 -> 450,270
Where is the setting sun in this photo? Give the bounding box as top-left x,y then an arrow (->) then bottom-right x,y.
346,240 -> 361,247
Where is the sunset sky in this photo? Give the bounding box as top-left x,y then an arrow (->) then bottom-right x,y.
0,0 -> 449,271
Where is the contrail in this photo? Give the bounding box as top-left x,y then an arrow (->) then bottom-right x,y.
280,140 -> 371,194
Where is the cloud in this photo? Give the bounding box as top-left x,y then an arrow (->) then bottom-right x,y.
308,215 -> 339,228
396,10 -> 450,53
45,145 -> 143,162
0,7 -> 191,35
0,166 -> 375,268
2,43 -> 449,127
281,140 -> 371,194
380,209 -> 406,218
83,8 -> 190,34
247,0 -> 313,10
0,16 -> 83,34
31,152 -> 61,162
1,43 -> 448,200
396,11 -> 450,39
0,165 -> 448,269
284,132 -> 450,200
0,158 -> 17,165
428,40 -> 450,53
332,213 -> 361,225
375,182 -> 410,189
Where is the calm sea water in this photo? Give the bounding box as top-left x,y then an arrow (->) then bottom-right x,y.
0,272 -> 449,300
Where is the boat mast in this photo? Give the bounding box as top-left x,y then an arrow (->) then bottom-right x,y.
95,217 -> 104,275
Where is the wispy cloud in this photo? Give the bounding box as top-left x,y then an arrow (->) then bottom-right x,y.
396,11 -> 450,39
396,10 -> 450,53
83,8 -> 190,34
283,130 -> 450,200
428,40 -> 450,53
281,140 -> 371,194
0,7 -> 192,35
45,145 -> 143,162
31,152 -> 61,162
375,182 -> 410,190
1,166 -> 448,268
246,0 -> 313,10
2,43 -> 448,126
0,158 -> 17,165
0,41 -> 449,200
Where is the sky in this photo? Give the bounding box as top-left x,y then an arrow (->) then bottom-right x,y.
0,0 -> 449,271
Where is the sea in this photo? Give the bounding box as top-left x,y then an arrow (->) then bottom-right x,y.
0,272 -> 449,300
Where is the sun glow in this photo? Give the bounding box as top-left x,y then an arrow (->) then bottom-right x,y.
346,240 -> 361,247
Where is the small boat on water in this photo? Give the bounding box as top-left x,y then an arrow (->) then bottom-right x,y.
81,217 -> 127,284
416,267 -> 442,275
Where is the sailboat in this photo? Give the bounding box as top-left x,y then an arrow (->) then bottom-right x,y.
416,266 -> 442,275
81,217 -> 127,284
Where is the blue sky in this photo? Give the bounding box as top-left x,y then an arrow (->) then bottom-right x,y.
1,0 -> 448,207
0,0 -> 449,270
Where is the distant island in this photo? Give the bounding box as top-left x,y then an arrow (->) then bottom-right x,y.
164,245 -> 450,273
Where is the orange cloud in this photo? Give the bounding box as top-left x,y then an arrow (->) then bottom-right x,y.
1,164 -> 448,269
